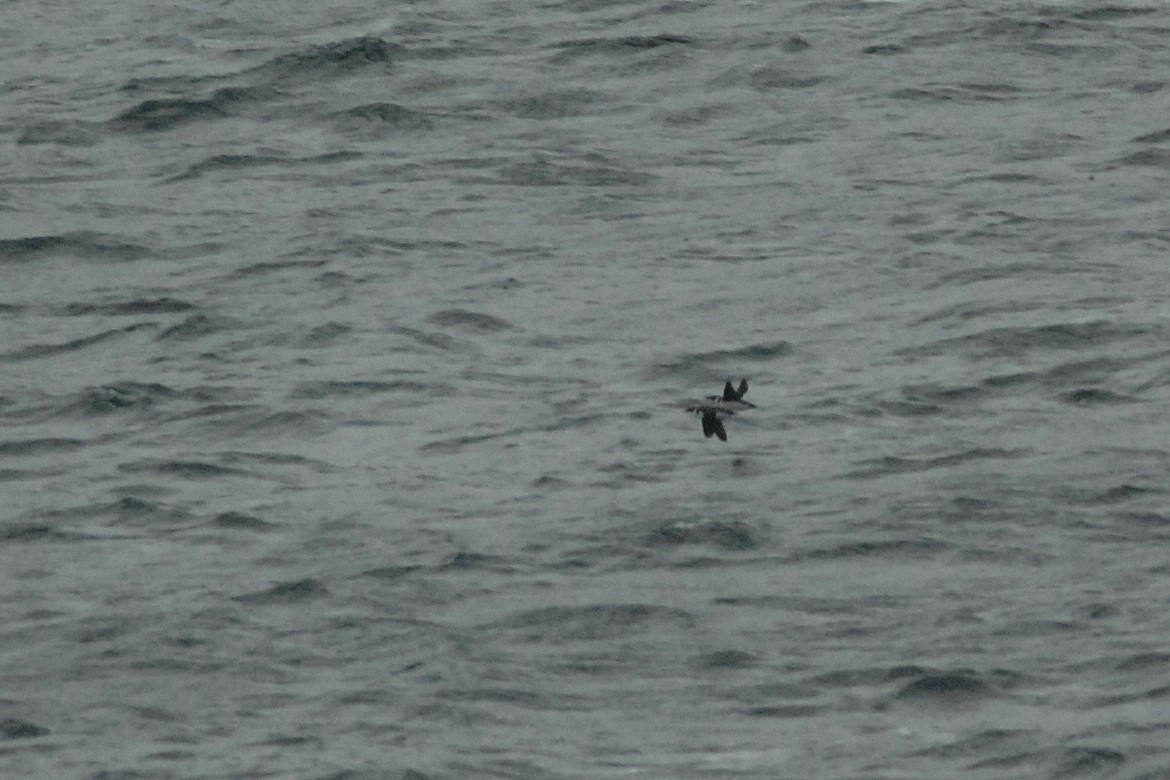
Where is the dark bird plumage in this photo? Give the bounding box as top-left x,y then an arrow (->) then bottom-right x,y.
707,378 -> 756,410
687,405 -> 732,441
687,378 -> 755,441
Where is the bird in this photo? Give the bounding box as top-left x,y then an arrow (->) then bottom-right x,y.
706,378 -> 756,411
686,378 -> 755,441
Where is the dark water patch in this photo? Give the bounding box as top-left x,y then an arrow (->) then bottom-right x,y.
208,84 -> 283,106
426,309 -> 514,332
740,704 -> 823,718
108,497 -> 193,525
551,33 -> 692,57
1025,41 -> 1115,61
927,260 -> 1052,288
361,565 -> 421,581
968,750 -> 1041,771
73,383 -> 176,414
462,273 -> 533,292
1131,81 -> 1164,93
1114,148 -> 1170,168
958,210 -> 1040,243
777,34 -> 811,52
1097,682 -> 1170,706
879,382 -> 988,417
848,448 -> 1021,479
872,397 -> 943,417
890,83 -> 1023,103
1078,483 -> 1155,505
0,718 -> 49,740
1050,747 -> 1125,777
992,618 -> 1079,637
399,762 -> 434,778
525,334 -> 596,351
290,379 -> 433,399
656,341 -> 791,376
0,523 -> 66,542
419,431 -> 509,454
694,649 -> 758,670
218,409 -> 332,436
982,370 -> 1036,389
893,670 -> 1000,704
955,545 -> 1052,566
617,34 -> 693,48
222,451 -> 323,468
16,119 -> 100,146
695,341 -> 791,362
501,88 -> 603,120
1059,387 -> 1134,405
495,158 -> 655,187
914,728 -> 1028,759
389,325 -> 460,351
31,496 -> 193,528
1115,511 -> 1170,531
957,172 -> 1050,187
442,687 -> 572,711
1074,602 -> 1118,622
121,72 -> 212,93
863,43 -> 907,56
898,320 -> 1148,360
747,67 -> 824,90
493,603 -> 695,641
979,12 -> 1057,35
119,459 -> 246,479
107,98 -> 230,132
1038,354 -> 1139,386
232,578 -> 329,604
333,102 -> 434,136
1072,5 -> 1157,20
212,511 -> 274,531
0,323 -> 154,362
256,36 -> 404,81
306,150 -> 364,166
645,518 -> 759,551
789,536 -> 948,561
1131,127 -> 1170,144
156,313 -> 235,340
440,551 -> 513,571
295,322 -> 352,348
61,298 -> 196,316
169,152 -> 292,182
813,665 -> 925,688
595,458 -> 669,487
0,437 -> 87,456
910,297 -> 1034,327
1115,651 -> 1170,672
659,102 -> 733,128
0,231 -> 149,263
228,258 -> 328,279
531,474 -> 570,490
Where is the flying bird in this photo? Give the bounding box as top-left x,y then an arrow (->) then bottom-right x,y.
706,378 -> 756,411
687,378 -> 755,441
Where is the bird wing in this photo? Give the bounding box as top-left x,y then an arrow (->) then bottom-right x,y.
700,411 -> 717,438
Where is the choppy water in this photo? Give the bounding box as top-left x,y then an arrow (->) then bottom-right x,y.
5,1 -> 1170,777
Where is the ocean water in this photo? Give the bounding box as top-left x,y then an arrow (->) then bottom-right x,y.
4,0 -> 1170,777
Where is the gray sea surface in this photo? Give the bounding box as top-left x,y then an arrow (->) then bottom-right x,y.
5,0 -> 1170,777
